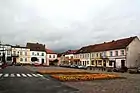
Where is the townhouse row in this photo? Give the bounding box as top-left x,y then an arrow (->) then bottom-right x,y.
0,43 -> 58,66
61,36 -> 140,68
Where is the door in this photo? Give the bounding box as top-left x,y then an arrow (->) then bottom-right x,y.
95,60 -> 97,67
121,60 -> 125,67
114,61 -> 116,68
13,57 -> 16,65
103,60 -> 106,67
41,59 -> 44,64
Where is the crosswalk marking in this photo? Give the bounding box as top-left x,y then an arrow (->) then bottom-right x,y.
27,74 -> 32,77
0,74 -> 3,77
10,74 -> 15,77
0,73 -> 45,79
37,74 -> 43,77
4,74 -> 9,77
22,73 -> 27,77
17,74 -> 21,77
32,74 -> 38,77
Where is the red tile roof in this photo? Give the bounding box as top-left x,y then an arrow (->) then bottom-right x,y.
46,49 -> 57,54
76,36 -> 137,53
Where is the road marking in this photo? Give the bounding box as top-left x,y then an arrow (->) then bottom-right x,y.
37,74 -> 43,77
22,73 -> 27,77
0,74 -> 3,77
16,74 -> 21,77
27,74 -> 32,77
32,74 -> 38,77
10,74 -> 15,77
4,74 -> 9,77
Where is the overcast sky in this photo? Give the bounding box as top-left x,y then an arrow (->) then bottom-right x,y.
0,0 -> 140,52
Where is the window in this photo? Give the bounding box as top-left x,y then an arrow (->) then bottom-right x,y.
126,47 -> 129,51
103,51 -> 106,57
98,60 -> 102,65
49,55 -> 51,58
25,58 -> 27,62
71,56 -> 73,59
109,61 -> 113,66
91,60 -> 94,65
13,51 -> 16,54
7,57 -> 12,61
87,61 -> 89,64
84,54 -> 86,58
7,51 -> 11,55
92,53 -> 94,58
87,54 -> 89,58
53,55 -> 55,58
42,53 -> 44,56
20,51 -> 22,55
121,50 -> 125,55
115,51 -> 118,56
37,53 -> 39,56
100,53 -> 102,57
20,58 -> 23,61
110,51 -> 113,56
25,52 -> 27,56
96,53 -> 98,57
32,52 -> 34,55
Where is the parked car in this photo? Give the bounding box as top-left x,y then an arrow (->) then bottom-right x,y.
128,67 -> 140,74
77,65 -> 87,69
70,64 -> 78,68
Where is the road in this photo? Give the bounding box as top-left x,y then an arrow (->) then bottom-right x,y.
0,66 -> 78,93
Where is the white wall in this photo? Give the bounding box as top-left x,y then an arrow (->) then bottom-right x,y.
126,37 -> 140,68
0,45 -> 12,62
47,54 -> 57,59
46,53 -> 57,65
30,51 -> 46,64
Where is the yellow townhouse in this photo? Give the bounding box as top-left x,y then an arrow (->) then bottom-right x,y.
11,45 -> 31,65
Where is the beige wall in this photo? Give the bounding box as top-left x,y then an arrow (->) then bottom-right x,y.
12,48 -> 31,64
126,37 -> 140,68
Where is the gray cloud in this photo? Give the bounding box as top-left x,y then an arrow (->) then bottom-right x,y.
0,0 -> 140,52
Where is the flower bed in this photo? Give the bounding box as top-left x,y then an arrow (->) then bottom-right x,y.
37,70 -> 90,74
51,74 -> 124,82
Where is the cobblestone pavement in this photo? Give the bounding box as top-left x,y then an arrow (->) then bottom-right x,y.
63,72 -> 140,93
25,66 -> 140,93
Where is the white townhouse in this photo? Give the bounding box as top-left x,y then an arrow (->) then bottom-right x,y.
74,36 -> 140,68
0,44 -> 12,63
46,49 -> 58,66
26,43 -> 46,65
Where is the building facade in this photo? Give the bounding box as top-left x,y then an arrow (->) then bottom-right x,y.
60,50 -> 77,65
0,44 -> 12,64
11,46 -> 30,64
74,36 -> 140,68
46,49 -> 58,66
26,43 -> 46,65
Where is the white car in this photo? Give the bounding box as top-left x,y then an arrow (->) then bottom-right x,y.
78,65 -> 87,69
